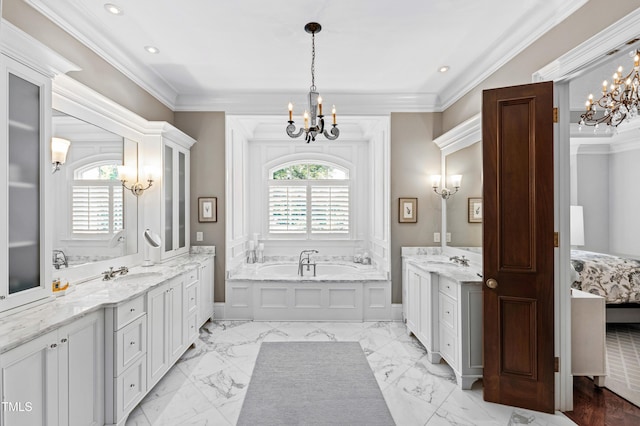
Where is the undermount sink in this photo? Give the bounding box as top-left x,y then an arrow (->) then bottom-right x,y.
114,272 -> 162,282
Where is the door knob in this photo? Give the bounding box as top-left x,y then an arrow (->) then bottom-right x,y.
486,278 -> 498,289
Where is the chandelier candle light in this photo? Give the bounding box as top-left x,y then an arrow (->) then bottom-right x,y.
286,22 -> 339,143
580,49 -> 640,129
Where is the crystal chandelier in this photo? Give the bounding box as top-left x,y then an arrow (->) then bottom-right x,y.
286,22 -> 339,143
580,49 -> 640,129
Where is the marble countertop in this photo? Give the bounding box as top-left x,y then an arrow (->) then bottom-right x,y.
403,254 -> 483,284
0,253 -> 214,354
229,260 -> 388,282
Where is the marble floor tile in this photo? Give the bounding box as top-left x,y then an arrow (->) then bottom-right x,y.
124,406 -> 150,426
143,365 -> 191,401
382,383 -> 439,426
389,358 -> 457,407
140,382 -> 213,426
177,406 -> 233,426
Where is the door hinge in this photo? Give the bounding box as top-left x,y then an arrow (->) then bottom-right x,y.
553,107 -> 559,123
554,232 -> 559,248
554,357 -> 560,372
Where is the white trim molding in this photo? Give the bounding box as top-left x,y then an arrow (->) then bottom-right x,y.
433,113 -> 481,156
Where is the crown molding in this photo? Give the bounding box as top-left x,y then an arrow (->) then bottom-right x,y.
175,92 -> 440,114
438,0 -> 588,110
0,19 -> 79,77
433,113 -> 481,156
534,7 -> 640,83
25,0 -> 178,109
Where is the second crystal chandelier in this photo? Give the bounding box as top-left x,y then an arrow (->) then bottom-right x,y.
286,22 -> 339,143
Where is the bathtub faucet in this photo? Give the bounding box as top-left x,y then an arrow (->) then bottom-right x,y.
298,250 -> 319,277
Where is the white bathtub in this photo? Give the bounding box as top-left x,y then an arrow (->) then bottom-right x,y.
257,263 -> 359,277
225,261 -> 391,321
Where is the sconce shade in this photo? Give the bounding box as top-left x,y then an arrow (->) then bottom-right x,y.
430,175 -> 442,188
570,205 -> 585,246
449,174 -> 462,188
51,137 -> 70,164
117,165 -> 136,182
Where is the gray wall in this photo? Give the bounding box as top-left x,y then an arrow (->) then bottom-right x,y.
3,0 -> 174,123
576,148 -> 609,253
390,113 -> 442,303
609,148 -> 640,258
441,0 -> 640,134
174,112 -> 226,302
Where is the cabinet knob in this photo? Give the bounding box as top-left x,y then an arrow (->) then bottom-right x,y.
486,278 -> 498,289
130,341 -> 136,346
129,384 -> 135,388
60,338 -> 68,343
130,308 -> 135,312
0,295 -> 5,300
50,343 -> 57,349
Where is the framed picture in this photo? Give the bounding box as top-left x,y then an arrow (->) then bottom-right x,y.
468,197 -> 482,223
398,197 -> 417,223
198,197 -> 217,223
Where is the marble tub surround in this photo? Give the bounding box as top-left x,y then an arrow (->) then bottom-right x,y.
229,259 -> 388,282
401,246 -> 443,257
0,252 -> 214,354
125,320 -> 576,426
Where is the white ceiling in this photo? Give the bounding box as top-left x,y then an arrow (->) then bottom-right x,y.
28,0 -> 587,113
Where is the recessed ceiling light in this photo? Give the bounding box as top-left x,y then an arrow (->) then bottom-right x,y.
104,3 -> 123,15
439,66 -> 450,73
144,46 -> 160,54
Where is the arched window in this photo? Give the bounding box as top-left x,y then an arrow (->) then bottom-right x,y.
268,162 -> 350,236
71,162 -> 123,234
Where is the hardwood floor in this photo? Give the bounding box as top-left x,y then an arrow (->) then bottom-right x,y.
564,376 -> 640,425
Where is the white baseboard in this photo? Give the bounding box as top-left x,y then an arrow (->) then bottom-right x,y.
391,303 -> 403,321
213,302 -> 225,320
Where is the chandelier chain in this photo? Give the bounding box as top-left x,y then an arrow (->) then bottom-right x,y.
310,32 -> 316,92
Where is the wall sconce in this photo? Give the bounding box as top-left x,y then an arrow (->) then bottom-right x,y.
51,137 -> 70,174
117,165 -> 154,196
431,174 -> 462,199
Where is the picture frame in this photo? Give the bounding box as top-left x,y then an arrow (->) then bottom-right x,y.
198,197 -> 217,223
398,197 -> 417,223
468,197 -> 482,223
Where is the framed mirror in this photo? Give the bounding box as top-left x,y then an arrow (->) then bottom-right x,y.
51,110 -> 138,269
433,114 -> 483,262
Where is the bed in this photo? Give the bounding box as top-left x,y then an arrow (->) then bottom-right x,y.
571,250 -> 640,323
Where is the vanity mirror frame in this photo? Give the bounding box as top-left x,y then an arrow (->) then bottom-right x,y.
433,113 -> 482,266
52,75 -> 146,282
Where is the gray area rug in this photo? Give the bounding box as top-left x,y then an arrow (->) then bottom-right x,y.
604,323 -> 640,407
237,342 -> 395,426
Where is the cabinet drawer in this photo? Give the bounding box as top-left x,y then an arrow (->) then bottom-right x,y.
439,293 -> 457,331
185,269 -> 198,285
116,357 -> 147,421
439,326 -> 458,367
186,283 -> 198,314
115,296 -> 146,330
439,276 -> 457,300
116,315 -> 147,376
187,313 -> 199,343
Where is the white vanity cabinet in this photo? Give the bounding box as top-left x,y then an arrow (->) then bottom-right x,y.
0,311 -> 104,426
104,295 -> 147,426
147,274 -> 189,388
199,256 -> 215,326
405,264 -> 440,362
403,259 -> 483,389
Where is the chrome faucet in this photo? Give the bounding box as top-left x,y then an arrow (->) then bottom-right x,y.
449,255 -> 470,267
102,266 -> 129,281
298,250 -> 318,276
52,250 -> 68,269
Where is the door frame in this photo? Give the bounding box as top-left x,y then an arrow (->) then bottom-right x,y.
532,8 -> 640,412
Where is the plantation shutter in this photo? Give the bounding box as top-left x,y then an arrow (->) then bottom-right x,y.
268,186 -> 307,233
311,185 -> 349,233
72,185 -> 123,233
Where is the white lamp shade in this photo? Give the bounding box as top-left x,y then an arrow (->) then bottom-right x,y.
51,137 -> 70,164
117,165 -> 136,182
143,165 -> 160,181
449,174 -> 463,188
570,205 -> 585,246
430,174 -> 441,188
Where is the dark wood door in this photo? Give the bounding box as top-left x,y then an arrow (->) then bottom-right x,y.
482,81 -> 555,413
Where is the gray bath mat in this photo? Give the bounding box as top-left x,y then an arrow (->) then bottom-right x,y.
237,342 -> 395,425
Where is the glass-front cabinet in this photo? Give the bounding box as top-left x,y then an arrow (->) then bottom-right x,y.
161,140 -> 190,259
0,55 -> 52,313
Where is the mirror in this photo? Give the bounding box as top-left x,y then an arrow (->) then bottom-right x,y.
51,110 -> 138,268
445,141 -> 482,249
